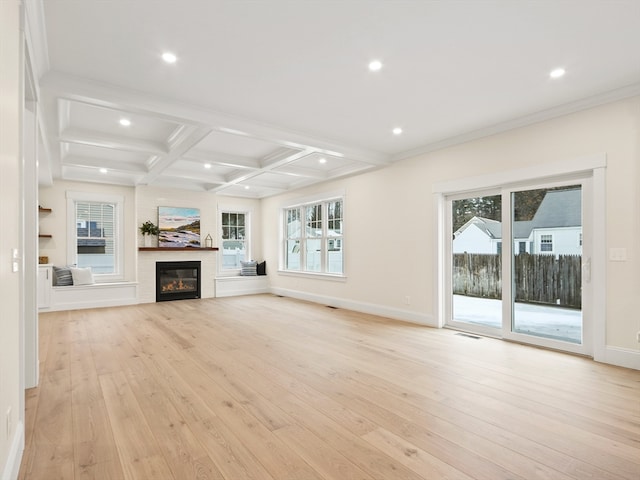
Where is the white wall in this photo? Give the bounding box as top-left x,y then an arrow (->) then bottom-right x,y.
37,182 -> 263,304
0,1 -> 24,477
262,96 -> 640,354
38,180 -> 137,282
135,186 -> 261,303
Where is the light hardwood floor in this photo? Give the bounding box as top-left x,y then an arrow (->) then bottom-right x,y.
19,294 -> 640,479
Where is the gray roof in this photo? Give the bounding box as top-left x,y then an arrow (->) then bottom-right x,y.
530,188 -> 581,228
513,220 -> 533,239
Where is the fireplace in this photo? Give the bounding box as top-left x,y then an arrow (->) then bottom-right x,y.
156,261 -> 201,302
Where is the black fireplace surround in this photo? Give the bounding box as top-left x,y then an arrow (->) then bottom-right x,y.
156,261 -> 201,302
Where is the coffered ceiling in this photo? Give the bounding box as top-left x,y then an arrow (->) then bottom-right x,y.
35,1 -> 640,198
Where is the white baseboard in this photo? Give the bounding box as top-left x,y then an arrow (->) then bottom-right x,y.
595,346 -> 640,370
2,421 -> 24,480
271,287 -> 638,370
270,287 -> 436,327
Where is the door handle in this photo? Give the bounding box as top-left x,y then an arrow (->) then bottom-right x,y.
582,257 -> 591,282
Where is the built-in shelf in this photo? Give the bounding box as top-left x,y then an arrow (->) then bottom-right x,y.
138,247 -> 219,251
39,207 -> 52,238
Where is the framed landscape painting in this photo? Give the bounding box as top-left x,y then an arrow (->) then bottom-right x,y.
158,207 -> 201,247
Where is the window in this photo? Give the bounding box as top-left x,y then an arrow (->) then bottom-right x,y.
76,202 -> 114,271
283,196 -> 343,275
540,234 -> 553,252
518,241 -> 526,254
67,191 -> 124,281
221,211 -> 249,270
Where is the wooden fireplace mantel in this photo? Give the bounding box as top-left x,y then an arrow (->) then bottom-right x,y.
138,247 -> 219,251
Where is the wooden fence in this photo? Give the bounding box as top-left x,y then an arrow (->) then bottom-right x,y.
453,253 -> 582,309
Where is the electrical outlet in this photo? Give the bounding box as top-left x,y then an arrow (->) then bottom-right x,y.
404,296 -> 411,305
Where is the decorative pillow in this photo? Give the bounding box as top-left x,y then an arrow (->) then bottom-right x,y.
256,261 -> 266,276
70,267 -> 94,285
240,260 -> 258,276
52,266 -> 73,286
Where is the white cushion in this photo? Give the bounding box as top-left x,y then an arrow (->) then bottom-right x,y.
70,267 -> 94,285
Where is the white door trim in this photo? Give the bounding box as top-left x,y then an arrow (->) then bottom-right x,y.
436,155 -> 606,358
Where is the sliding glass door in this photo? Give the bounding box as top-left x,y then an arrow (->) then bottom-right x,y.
447,190 -> 503,337
446,177 -> 592,355
502,180 -> 590,354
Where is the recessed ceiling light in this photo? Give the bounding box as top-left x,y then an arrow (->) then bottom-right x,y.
550,67 -> 565,79
392,127 -> 403,135
162,52 -> 177,64
119,118 -> 131,127
244,185 -> 250,190
204,163 -> 212,169
319,157 -> 327,164
99,168 -> 108,174
368,60 -> 383,72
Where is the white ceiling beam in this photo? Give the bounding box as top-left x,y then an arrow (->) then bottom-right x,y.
41,72 -> 391,165
270,165 -> 329,179
150,175 -> 219,192
60,127 -> 167,155
160,168 -> 229,185
184,150 -> 261,169
62,155 -> 148,173
208,148 -> 316,192
137,126 -> 213,185
61,166 -> 143,186
260,147 -> 304,168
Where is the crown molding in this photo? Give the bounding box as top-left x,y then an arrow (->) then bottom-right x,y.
23,0 -> 50,81
394,82 -> 640,162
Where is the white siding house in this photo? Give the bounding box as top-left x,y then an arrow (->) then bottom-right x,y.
453,189 -> 582,255
453,217 -> 501,254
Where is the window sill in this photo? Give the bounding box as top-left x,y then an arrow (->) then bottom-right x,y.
138,247 -> 219,251
277,270 -> 347,282
217,270 -> 242,277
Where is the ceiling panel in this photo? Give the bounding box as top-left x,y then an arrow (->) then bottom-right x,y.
65,100 -> 181,143
61,165 -> 145,186
164,158 -> 243,178
194,130 -> 289,159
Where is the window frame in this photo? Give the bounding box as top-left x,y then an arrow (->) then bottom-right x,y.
280,191 -> 345,279
540,233 -> 553,253
66,191 -> 124,282
218,207 -> 251,276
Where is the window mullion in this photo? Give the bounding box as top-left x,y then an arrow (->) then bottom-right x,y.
322,202 -> 328,273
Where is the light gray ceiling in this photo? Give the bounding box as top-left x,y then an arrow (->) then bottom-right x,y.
38,1 -> 640,197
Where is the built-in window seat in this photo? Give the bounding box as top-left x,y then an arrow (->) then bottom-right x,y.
44,281 -> 138,312
215,275 -> 269,298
